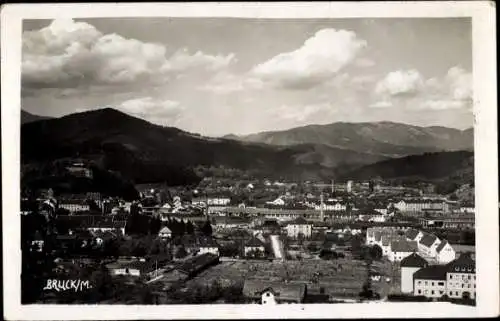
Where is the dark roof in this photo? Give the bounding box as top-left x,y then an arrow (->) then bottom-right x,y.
391,240 -> 418,253
245,237 -> 264,248
89,220 -> 127,229
287,216 -> 309,225
413,265 -> 448,281
117,260 -> 158,274
242,279 -> 306,303
446,252 -> 475,273
401,253 -> 428,268
405,228 -> 420,240
198,237 -> 219,248
419,233 -> 438,247
175,253 -> 219,275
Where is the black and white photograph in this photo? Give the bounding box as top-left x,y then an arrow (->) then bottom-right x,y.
2,2 -> 498,320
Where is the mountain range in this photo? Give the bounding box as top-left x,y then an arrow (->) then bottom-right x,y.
226,122 -> 473,157
21,108 -> 474,185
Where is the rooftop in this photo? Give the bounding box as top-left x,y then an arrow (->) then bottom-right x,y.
401,253 -> 428,268
391,240 -> 418,253
405,228 -> 420,240
242,279 -> 306,303
413,265 -> 448,281
419,233 -> 438,247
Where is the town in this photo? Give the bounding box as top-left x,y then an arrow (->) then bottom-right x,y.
21,161 -> 476,305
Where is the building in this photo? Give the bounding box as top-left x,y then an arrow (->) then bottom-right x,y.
59,200 -> 90,213
65,164 -> 93,179
207,197 -> 231,206
435,240 -> 456,264
87,220 -> 127,236
418,233 -> 441,257
346,181 -> 353,193
411,253 -> 476,300
405,228 -> 424,243
285,217 -> 312,239
314,200 -> 346,212
108,260 -> 159,278
401,253 -> 429,293
389,240 -> 418,262
158,226 -> 172,239
196,238 -> 220,256
31,231 -> 45,252
413,265 -> 449,298
420,215 -> 475,230
244,237 -> 266,257
175,253 -> 220,278
242,280 -> 306,304
394,199 -> 449,214
445,253 -> 476,299
266,197 -> 286,207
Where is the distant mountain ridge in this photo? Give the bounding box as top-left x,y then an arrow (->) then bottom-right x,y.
227,121 -> 473,157
338,150 -> 474,185
21,108 -> 390,184
21,110 -> 51,124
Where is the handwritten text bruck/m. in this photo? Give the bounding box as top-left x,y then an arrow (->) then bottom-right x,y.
43,279 -> 92,292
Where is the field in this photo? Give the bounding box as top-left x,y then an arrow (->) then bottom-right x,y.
184,258 -> 379,300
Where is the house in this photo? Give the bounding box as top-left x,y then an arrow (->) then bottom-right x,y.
244,237 -> 266,257
65,164 -> 93,179
418,233 -> 441,257
158,226 -> 172,239
31,230 -> 45,252
435,240 -> 455,264
405,228 -> 424,243
207,197 -> 231,206
242,280 -> 306,304
400,253 -> 429,293
87,220 -> 127,236
89,230 -> 116,247
108,260 -> 159,278
285,217 -> 312,239
314,201 -> 346,212
175,253 -> 220,278
266,197 -> 285,207
388,240 -> 418,262
458,205 -> 475,214
413,265 -> 449,298
445,253 -> 476,299
59,200 -> 90,213
196,238 -> 220,256
261,219 -> 281,234
394,199 -> 449,214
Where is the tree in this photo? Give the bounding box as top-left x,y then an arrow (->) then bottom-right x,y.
297,232 -> 305,246
175,246 -> 188,259
201,220 -> 213,237
186,221 -> 195,235
369,245 -> 383,261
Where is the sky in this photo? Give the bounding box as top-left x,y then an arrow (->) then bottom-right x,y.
21,18 -> 473,136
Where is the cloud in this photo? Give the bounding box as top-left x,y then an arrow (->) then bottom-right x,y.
250,28 -> 367,90
372,66 -> 472,111
370,100 -> 393,108
375,69 -> 424,97
446,66 -> 472,101
22,19 -> 235,89
419,99 -> 466,110
117,97 -> 185,125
